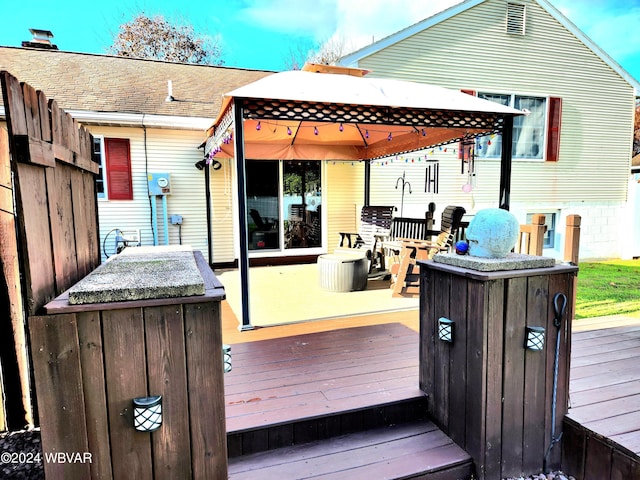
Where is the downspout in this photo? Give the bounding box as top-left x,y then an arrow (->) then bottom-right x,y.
499,115 -> 514,210
204,161 -> 213,265
233,100 -> 253,330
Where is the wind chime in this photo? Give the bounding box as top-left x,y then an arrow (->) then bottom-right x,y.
424,160 -> 439,194
460,138 -> 476,192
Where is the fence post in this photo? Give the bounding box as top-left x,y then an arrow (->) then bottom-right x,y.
564,215 -> 581,265
530,214 -> 546,256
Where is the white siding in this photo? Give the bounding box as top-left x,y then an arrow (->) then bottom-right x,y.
354,0 -> 635,259
326,161 -> 366,252
91,126 -> 211,261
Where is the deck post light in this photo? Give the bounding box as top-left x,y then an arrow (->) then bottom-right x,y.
223,344 -> 232,373
133,395 -> 162,432
525,326 -> 545,351
438,317 -> 454,343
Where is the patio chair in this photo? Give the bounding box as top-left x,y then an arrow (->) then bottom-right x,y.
335,205 -> 395,274
388,205 -> 466,297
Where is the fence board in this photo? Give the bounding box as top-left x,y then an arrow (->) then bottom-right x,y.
102,308 -> 152,480
0,71 -> 27,135
14,163 -> 56,313
184,302 -> 228,480
22,82 -> 40,139
76,311 -> 113,480
145,305 -> 192,480
29,314 -> 91,480
46,164 -> 78,294
38,90 -> 51,142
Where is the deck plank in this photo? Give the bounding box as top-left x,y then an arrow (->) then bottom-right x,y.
568,315 -> 640,458
228,421 -> 472,480
225,323 -> 422,434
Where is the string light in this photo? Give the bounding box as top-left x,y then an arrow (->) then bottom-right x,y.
287,126 -> 292,135
256,121 -> 261,131
339,123 -> 344,132
314,126 -> 319,135
365,130 -> 369,139
387,132 -> 393,141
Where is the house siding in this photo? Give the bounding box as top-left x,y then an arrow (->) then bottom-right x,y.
91,126 -> 212,261
349,0 -> 635,259
326,161 -> 366,252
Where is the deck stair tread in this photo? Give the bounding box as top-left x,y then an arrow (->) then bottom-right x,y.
228,419 -> 473,480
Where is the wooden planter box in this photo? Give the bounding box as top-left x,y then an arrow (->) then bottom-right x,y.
419,259 -> 578,480
30,251 -> 227,480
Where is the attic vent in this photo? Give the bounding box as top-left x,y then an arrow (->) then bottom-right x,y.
506,3 -> 526,35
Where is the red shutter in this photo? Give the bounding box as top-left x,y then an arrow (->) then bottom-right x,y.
546,97 -> 562,162
459,90 -> 477,159
105,138 -> 133,200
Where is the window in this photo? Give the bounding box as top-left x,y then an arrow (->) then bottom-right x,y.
475,93 -> 561,161
93,137 -> 106,199
527,212 -> 557,248
93,137 -> 134,200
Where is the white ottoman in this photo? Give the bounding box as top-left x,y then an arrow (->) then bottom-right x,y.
317,253 -> 368,292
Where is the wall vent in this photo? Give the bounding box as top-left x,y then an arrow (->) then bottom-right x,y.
506,3 -> 526,35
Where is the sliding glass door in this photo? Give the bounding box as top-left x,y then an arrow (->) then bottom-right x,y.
246,160 -> 322,253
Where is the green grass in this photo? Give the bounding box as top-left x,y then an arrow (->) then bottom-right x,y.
575,259 -> 640,319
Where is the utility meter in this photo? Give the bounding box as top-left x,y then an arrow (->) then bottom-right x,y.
148,173 -> 172,195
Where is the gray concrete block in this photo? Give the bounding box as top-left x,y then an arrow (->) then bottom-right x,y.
433,252 -> 556,272
68,247 -> 205,304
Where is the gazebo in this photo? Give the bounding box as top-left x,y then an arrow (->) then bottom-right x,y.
204,64 -> 523,329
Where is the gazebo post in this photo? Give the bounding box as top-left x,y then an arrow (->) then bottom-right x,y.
233,100 -> 253,330
499,115 -> 514,210
364,160 -> 371,206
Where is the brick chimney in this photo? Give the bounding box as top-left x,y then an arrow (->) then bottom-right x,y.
22,29 -> 58,50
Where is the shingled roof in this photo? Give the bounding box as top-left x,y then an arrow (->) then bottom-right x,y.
0,46 -> 274,121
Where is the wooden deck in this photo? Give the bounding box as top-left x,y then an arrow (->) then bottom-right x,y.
564,314 -> 640,479
221,300 -> 640,479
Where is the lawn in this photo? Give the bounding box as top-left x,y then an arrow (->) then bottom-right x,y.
575,259 -> 640,319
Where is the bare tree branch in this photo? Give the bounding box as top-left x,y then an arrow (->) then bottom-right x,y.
108,13 -> 224,65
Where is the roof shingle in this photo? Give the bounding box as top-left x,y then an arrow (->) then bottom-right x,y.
0,46 -> 274,118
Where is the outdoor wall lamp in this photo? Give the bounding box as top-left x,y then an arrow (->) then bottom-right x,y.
438,317 -> 454,343
133,395 -> 162,432
223,344 -> 232,373
525,326 -> 545,351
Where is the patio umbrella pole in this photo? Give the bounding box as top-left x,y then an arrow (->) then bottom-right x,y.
234,101 -> 253,330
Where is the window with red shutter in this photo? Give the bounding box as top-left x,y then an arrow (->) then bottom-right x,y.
104,138 -> 133,200
546,97 -> 562,162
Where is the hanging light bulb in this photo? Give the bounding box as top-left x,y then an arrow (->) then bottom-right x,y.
339,123 -> 344,132
314,126 -> 319,136
365,130 -> 369,139
421,129 -> 427,136
287,126 -> 292,135
256,121 -> 261,131
387,132 -> 393,141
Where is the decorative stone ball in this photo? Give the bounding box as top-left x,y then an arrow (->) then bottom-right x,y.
466,208 -> 519,258
455,240 -> 469,255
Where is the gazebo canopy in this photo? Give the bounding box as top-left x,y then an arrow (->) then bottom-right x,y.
205,64 -> 522,162
203,64 -> 524,330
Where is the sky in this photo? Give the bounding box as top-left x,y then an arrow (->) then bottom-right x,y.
0,0 -> 638,82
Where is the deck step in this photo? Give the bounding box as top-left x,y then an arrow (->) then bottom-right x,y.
228,419 -> 473,479
227,395 -> 428,457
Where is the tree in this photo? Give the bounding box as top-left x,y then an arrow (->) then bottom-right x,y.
282,35 -> 354,70
109,13 -> 224,65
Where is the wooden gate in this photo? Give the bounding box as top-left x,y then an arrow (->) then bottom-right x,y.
0,71 -> 100,429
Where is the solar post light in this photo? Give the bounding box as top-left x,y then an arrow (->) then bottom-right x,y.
133,395 -> 162,432
438,317 -> 454,343
525,326 -> 545,351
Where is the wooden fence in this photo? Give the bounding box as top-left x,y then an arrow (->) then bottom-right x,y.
0,71 -> 100,429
